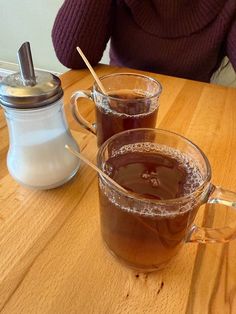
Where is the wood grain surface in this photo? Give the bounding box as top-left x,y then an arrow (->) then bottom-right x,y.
0,64 -> 236,313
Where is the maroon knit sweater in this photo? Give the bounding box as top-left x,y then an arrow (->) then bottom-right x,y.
52,0 -> 236,82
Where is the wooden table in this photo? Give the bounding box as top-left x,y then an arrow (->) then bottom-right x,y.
1,65 -> 236,313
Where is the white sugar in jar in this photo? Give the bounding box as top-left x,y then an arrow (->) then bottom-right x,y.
0,70 -> 80,189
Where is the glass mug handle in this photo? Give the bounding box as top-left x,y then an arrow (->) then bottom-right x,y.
186,185 -> 236,243
70,91 -> 96,135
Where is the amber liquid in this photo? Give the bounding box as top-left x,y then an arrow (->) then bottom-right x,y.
99,149 -> 202,271
95,90 -> 158,146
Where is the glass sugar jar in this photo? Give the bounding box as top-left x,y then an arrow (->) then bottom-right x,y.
0,70 -> 80,189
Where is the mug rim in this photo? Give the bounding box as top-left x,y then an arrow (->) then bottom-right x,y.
93,72 -> 162,101
97,128 -> 212,205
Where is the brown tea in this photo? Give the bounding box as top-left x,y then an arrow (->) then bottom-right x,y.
95,90 -> 158,146
98,144 -> 203,270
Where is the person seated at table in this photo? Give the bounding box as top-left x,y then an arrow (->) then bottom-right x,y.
52,0 -> 236,83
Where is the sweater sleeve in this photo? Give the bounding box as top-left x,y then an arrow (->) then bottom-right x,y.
226,17 -> 236,71
52,0 -> 114,69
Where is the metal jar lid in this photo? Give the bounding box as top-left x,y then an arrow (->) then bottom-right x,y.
0,42 -> 63,109
0,71 -> 63,109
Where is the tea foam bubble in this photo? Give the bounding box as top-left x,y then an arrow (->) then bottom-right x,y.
99,142 -> 204,217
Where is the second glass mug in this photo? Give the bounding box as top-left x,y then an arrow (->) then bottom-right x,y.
97,128 -> 236,272
71,73 -> 162,146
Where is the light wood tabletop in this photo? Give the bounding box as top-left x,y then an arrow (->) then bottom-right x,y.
1,64 -> 236,313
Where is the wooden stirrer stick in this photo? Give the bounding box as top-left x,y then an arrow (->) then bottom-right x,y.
65,144 -> 127,193
76,46 -> 107,94
65,145 -> 161,236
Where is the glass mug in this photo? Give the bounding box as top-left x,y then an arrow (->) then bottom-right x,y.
97,128 -> 236,272
71,73 -> 162,146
